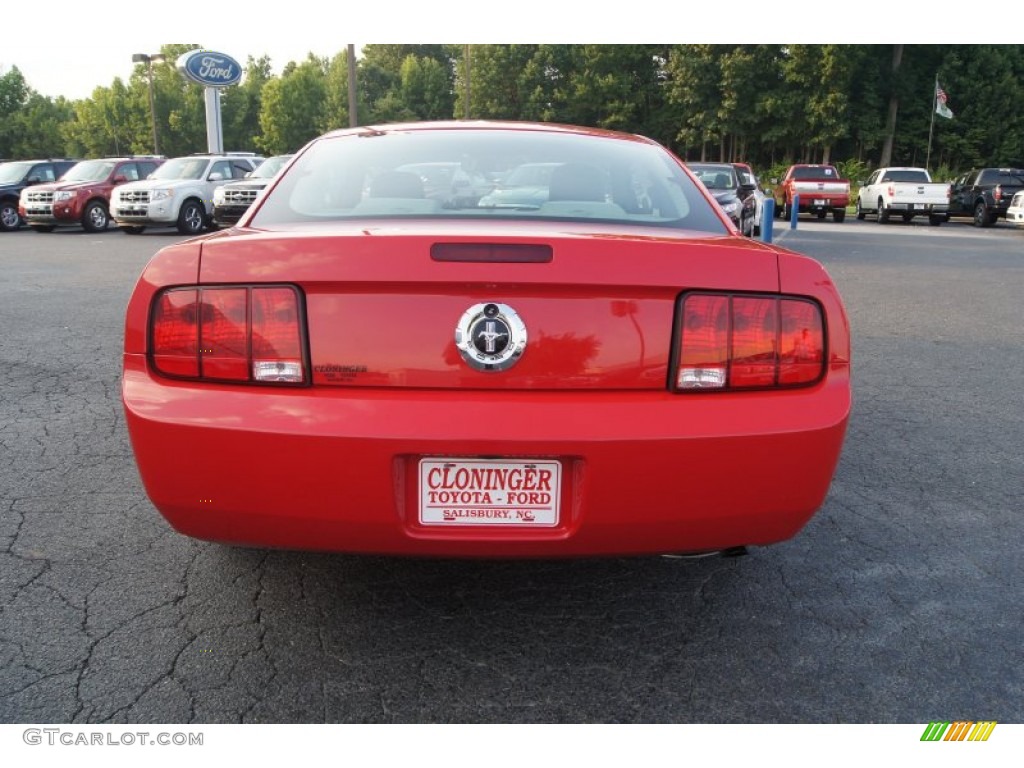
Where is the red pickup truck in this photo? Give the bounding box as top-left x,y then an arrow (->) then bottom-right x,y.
774,164 -> 850,223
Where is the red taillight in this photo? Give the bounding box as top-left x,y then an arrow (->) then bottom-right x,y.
778,299 -> 825,385
677,294 -> 729,389
887,184 -> 895,197
152,289 -> 199,377
200,288 -> 248,380
994,185 -> 1002,202
251,287 -> 304,382
150,285 -> 306,384
675,293 -> 825,391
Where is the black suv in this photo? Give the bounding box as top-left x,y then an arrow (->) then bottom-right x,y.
212,154 -> 292,227
0,159 -> 79,231
947,168 -> 1024,227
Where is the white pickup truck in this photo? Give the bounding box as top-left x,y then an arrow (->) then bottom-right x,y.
856,167 -> 950,225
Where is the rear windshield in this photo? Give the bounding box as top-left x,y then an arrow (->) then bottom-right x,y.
689,164 -> 738,190
249,128 -> 728,234
984,170 -> 1024,186
791,166 -> 839,180
881,169 -> 930,183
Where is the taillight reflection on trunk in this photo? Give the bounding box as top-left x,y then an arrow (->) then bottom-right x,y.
150,285 -> 306,384
675,293 -> 825,391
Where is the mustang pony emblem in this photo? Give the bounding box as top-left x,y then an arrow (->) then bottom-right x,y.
455,302 -> 527,371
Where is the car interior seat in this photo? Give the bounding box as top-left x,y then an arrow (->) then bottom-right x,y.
548,163 -> 606,202
369,171 -> 425,198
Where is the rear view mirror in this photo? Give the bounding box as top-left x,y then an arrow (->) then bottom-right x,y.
208,172 -> 224,182
113,175 -> 128,184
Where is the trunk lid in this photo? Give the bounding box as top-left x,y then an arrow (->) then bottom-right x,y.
791,180 -> 849,196
198,221 -> 780,390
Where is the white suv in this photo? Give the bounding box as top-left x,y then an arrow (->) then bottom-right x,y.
1007,190 -> 1024,226
110,154 -> 260,235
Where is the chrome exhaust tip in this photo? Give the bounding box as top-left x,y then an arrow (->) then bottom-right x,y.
660,546 -> 748,560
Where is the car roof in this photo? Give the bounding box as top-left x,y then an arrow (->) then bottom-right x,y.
318,120 -> 659,146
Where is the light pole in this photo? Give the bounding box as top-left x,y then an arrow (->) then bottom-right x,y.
132,52 -> 165,155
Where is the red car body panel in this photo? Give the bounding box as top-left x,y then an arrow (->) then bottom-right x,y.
194,223 -> 779,390
122,122 -> 851,558
123,226 -> 850,557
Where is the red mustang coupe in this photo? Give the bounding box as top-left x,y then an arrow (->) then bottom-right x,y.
122,121 -> 851,558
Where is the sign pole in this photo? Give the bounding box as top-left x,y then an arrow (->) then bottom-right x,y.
176,50 -> 242,154
205,87 -> 223,154
926,74 -> 937,173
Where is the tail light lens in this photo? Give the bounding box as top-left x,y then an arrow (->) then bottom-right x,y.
887,184 -> 895,197
675,293 -> 825,391
994,185 -> 1002,202
150,285 -> 307,384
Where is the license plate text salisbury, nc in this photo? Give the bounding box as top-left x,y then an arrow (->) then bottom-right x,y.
419,459 -> 561,526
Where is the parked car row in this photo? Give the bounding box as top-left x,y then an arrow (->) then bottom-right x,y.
6,153 -> 1023,235
1,152 -> 297,235
20,157 -> 165,232
109,153 -> 264,235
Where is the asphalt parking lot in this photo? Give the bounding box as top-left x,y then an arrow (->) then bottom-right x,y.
1,219 -> 1021,724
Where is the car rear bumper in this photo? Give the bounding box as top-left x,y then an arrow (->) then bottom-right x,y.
886,202 -> 949,212
795,198 -> 848,210
123,354 -> 851,558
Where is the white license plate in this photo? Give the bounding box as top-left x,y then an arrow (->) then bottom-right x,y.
418,458 -> 561,527
914,204 -> 925,209
814,199 -> 827,206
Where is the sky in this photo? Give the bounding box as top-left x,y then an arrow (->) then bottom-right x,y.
0,7 -> 1002,102
1,41 -> 361,101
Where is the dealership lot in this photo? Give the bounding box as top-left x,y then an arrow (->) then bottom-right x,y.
1,221 -> 1021,723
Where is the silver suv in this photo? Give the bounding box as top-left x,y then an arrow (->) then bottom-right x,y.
110,154 -> 260,235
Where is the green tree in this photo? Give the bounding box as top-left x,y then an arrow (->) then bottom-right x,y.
666,45 -> 727,160
0,65 -> 30,157
258,55 -> 328,154
400,54 -> 453,120
224,55 -> 273,152
322,51 -> 351,131
63,83 -> 134,157
359,45 -> 454,124
6,93 -> 73,158
453,44 -> 541,120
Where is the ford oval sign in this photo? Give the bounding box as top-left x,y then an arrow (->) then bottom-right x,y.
176,50 -> 242,87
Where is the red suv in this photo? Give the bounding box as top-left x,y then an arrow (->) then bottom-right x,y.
21,157 -> 164,233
